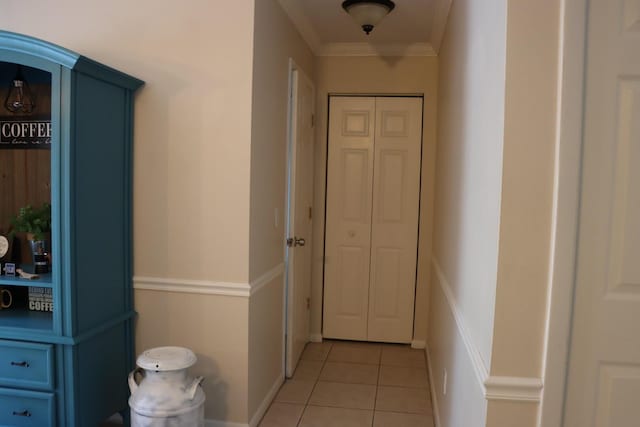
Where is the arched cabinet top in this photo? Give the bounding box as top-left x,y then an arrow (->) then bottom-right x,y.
0,30 -> 144,91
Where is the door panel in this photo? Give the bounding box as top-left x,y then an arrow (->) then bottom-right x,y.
367,97 -> 422,343
323,97 -> 375,340
564,0 -> 640,425
341,149 -> 371,221
336,246 -> 369,316
371,247 -> 402,318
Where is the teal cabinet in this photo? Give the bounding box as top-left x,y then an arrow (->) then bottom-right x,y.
0,31 -> 143,426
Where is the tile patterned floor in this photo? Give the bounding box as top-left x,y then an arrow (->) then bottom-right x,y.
259,340 -> 434,427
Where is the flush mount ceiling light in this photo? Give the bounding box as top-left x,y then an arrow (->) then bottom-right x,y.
342,0 -> 396,35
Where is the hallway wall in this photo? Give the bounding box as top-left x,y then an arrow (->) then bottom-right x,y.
249,0 -> 314,423
430,0 -> 561,426
429,0 -> 507,424
311,55 -> 438,345
487,1 -> 560,425
0,0 -> 257,423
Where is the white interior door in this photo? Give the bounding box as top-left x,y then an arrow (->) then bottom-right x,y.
285,66 -> 314,377
367,97 -> 422,343
323,97 -> 376,341
323,96 -> 421,343
564,0 -> 640,425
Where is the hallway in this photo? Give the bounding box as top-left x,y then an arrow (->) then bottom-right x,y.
259,340 -> 434,427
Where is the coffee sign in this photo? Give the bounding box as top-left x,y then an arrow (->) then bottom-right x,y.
0,120 -> 51,149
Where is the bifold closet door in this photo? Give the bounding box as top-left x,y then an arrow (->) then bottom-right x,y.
323,96 -> 422,342
367,97 -> 422,342
323,97 -> 376,340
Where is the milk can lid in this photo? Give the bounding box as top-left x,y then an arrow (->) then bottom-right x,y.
137,346 -> 197,371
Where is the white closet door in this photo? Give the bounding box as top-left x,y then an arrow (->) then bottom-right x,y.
367,97 -> 422,343
323,97 -> 376,340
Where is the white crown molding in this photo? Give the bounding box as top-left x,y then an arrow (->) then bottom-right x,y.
431,257 -> 543,403
318,42 -> 436,57
432,257 -> 490,387
277,0 -> 322,53
429,0 -> 453,54
484,376 -> 544,402
133,263 -> 285,298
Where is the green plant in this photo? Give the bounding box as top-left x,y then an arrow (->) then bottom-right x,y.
10,203 -> 51,240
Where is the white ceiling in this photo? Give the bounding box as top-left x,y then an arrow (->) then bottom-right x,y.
277,0 -> 452,56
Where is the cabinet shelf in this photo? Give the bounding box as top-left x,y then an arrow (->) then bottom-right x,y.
0,309 -> 52,331
0,270 -> 53,288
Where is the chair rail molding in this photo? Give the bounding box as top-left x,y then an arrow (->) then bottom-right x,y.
432,257 -> 489,386
133,263 -> 285,298
431,257 -> 544,403
484,376 -> 544,402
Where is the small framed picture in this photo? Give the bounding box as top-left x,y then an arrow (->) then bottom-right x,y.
4,262 -> 16,277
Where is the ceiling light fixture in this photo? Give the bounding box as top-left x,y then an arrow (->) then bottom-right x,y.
342,0 -> 396,35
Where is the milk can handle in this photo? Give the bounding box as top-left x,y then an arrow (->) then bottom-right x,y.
188,376 -> 204,400
128,367 -> 144,394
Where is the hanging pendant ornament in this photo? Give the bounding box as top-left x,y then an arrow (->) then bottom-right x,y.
4,65 -> 35,114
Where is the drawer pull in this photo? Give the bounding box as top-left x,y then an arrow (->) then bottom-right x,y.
12,410 -> 31,417
10,361 -> 30,367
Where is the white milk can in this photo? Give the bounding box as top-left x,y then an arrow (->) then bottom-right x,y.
128,346 -> 205,427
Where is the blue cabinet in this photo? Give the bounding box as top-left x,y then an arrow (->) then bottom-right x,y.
0,31 -> 143,426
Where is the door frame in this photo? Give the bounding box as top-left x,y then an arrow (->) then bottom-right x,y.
538,0 -> 588,425
284,58 -> 314,377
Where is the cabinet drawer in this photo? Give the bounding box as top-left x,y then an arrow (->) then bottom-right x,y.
0,388 -> 54,427
0,340 -> 54,390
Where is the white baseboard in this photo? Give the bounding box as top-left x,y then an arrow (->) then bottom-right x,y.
309,334 -> 323,342
205,373 -> 284,427
249,373 -> 285,427
411,340 -> 426,349
425,346 -> 442,427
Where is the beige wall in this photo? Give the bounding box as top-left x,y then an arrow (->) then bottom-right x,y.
135,290 -> 249,422
248,0 -> 313,423
10,1 -> 259,284
486,2 -> 560,426
311,55 -> 438,344
1,1 -> 259,424
490,0 -> 560,379
428,0 -> 507,424
429,0 -> 561,426
248,277 -> 284,419
249,0 -> 314,280
1,0 -> 256,283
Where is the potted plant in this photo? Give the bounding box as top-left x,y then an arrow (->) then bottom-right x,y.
10,203 -> 51,273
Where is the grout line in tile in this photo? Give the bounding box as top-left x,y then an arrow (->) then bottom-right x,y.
288,341 -> 434,427
371,369 -> 380,426
297,341 -> 330,426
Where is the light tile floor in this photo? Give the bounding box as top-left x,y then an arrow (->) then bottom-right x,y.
259,340 -> 434,427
